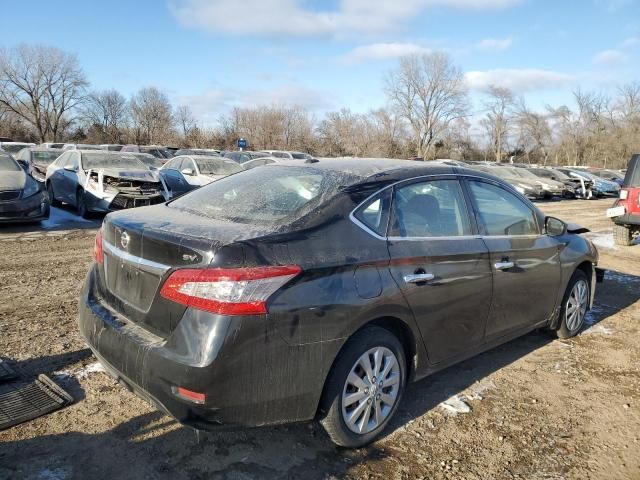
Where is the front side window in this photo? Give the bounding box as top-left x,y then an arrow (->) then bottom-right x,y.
65,153 -> 79,170
392,179 -> 471,237
468,180 -> 538,236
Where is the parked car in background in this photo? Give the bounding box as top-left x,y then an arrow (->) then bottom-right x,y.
241,156 -> 281,170
120,145 -> 174,160
14,147 -> 62,182
100,144 -> 124,152
0,151 -> 49,223
260,150 -> 313,160
46,150 -> 168,218
470,165 -> 544,199
126,152 -> 165,170
509,166 -> 566,198
223,151 -> 271,164
63,143 -> 102,151
607,154 -> 640,246
0,142 -> 36,154
160,155 -> 243,198
529,168 -> 583,198
558,168 -> 620,197
174,148 -> 221,156
592,169 -> 624,185
39,142 -> 65,149
79,158 -> 600,448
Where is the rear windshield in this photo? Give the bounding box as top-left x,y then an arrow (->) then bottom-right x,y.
0,154 -> 20,171
82,153 -> 148,170
2,144 -> 30,153
196,158 -> 243,175
32,151 -> 61,165
170,165 -> 356,225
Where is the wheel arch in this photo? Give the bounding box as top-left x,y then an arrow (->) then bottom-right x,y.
550,261 -> 593,330
315,315 -> 418,419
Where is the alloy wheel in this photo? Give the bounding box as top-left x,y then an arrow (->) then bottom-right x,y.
566,279 -> 588,331
341,346 -> 400,435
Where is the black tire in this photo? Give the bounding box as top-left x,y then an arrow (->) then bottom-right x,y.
76,189 -> 91,219
319,326 -> 406,448
555,270 -> 590,339
613,224 -> 633,246
47,182 -> 61,206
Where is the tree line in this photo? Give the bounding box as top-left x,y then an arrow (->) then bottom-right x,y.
1,44 -> 638,169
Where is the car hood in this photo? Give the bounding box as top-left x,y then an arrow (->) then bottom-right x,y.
93,167 -> 159,183
0,171 -> 26,191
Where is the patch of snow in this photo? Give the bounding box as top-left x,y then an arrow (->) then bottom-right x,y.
582,324 -> 613,335
468,380 -> 496,401
440,395 -> 472,415
41,207 -> 92,230
586,231 -> 616,250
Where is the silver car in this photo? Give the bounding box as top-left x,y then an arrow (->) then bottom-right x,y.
45,150 -> 169,218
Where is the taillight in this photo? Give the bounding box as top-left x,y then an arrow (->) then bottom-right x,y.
172,386 -> 205,404
94,228 -> 104,264
160,266 -> 301,315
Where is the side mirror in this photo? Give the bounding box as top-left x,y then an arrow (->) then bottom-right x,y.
181,168 -> 194,176
545,216 -> 566,236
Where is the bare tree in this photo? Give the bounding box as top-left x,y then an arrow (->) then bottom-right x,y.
481,85 -> 515,162
82,89 -> 128,143
175,105 -> 196,138
0,44 -> 88,142
129,87 -> 173,144
385,52 -> 468,160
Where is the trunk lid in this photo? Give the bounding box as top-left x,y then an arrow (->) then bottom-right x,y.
97,203 -> 273,337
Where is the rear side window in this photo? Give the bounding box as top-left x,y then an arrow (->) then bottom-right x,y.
170,166 -> 358,226
354,190 -> 391,237
392,179 -> 471,237
468,180 -> 538,236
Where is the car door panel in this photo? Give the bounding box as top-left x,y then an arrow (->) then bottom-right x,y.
385,178 -> 492,365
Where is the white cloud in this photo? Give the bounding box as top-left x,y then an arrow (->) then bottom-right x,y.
621,37 -> 639,48
465,69 -> 575,92
592,49 -> 626,65
169,0 -> 523,38
177,83 -> 334,125
476,36 -> 513,50
340,43 -> 431,64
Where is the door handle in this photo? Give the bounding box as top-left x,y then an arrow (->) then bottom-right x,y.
403,273 -> 435,284
494,261 -> 514,270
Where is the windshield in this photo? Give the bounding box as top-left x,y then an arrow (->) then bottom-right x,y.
82,153 -> 148,170
196,158 -> 243,175
129,153 -> 164,168
170,165 -> 356,225
32,151 -> 61,165
0,153 -> 20,171
291,153 -> 309,160
2,144 -> 31,153
543,169 -> 570,180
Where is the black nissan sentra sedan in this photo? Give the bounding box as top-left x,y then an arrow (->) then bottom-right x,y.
79,158 -> 599,447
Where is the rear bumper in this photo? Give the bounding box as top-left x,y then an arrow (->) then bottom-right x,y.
0,192 -> 49,223
612,213 -> 640,227
78,267 -> 332,429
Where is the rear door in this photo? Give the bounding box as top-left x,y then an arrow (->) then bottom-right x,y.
386,177 -> 492,365
465,178 -> 561,340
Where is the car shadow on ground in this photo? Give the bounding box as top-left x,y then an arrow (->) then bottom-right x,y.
1,270 -> 639,479
0,205 -> 102,234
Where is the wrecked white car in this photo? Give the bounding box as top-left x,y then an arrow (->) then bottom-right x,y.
45,150 -> 169,218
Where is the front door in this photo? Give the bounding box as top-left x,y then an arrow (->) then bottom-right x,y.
386,177 -> 492,365
465,179 -> 561,340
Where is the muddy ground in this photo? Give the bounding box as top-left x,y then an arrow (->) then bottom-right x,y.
0,199 -> 638,480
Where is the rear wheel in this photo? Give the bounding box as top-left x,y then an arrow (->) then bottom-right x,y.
555,270 -> 590,339
76,189 -> 90,219
319,326 -> 406,448
613,224 -> 633,246
47,182 -> 61,206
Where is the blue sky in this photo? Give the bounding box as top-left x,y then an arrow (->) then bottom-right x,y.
3,0 -> 640,126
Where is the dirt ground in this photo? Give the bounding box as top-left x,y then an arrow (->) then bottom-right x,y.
0,199 -> 639,480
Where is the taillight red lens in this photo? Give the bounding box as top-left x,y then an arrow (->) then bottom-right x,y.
94,228 -> 104,264
172,386 -> 206,404
160,266 -> 301,315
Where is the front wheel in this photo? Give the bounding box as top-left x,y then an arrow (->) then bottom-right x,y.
319,326 -> 406,448
555,270 -> 590,339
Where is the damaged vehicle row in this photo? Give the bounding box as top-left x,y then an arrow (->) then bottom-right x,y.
0,152 -> 50,223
